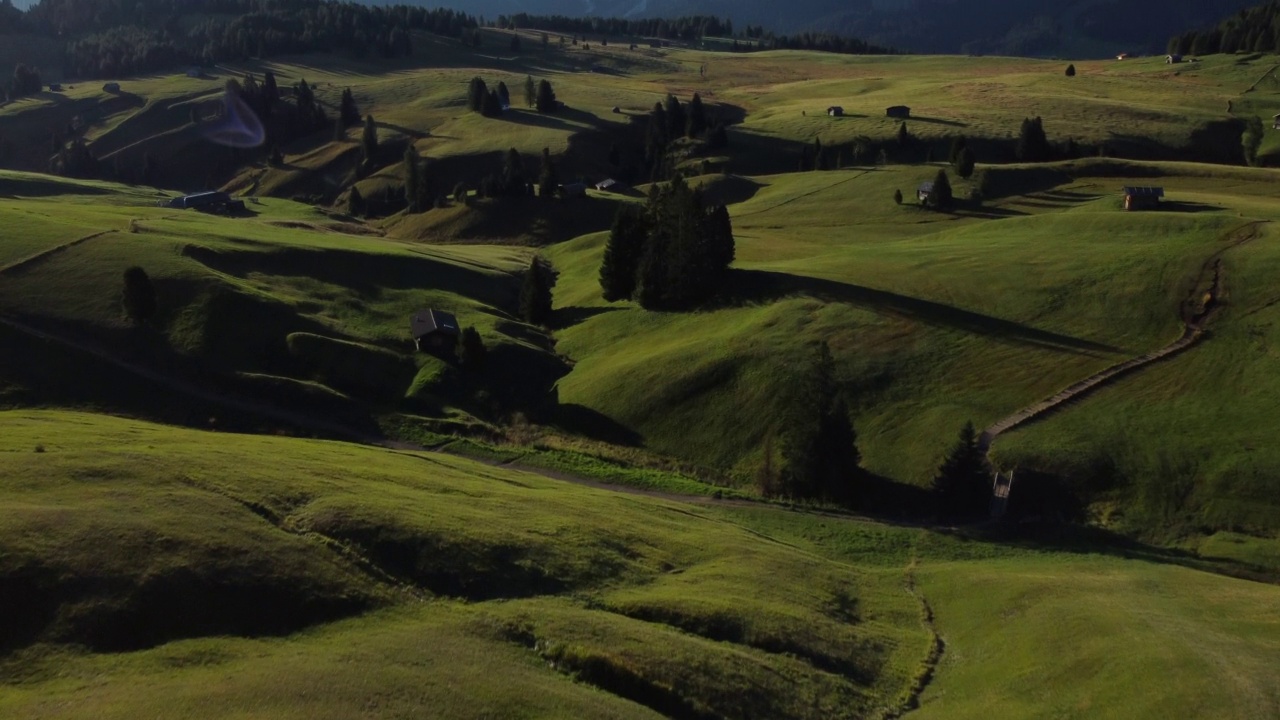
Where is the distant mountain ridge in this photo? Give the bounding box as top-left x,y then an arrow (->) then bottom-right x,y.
399,0 -> 1228,56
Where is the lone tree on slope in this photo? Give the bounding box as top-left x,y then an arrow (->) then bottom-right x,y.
122,266 -> 157,324
932,421 -> 991,520
520,258 -> 554,325
535,79 -> 557,113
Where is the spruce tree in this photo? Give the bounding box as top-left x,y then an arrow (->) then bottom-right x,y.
535,79 -> 557,113
932,421 -> 990,519
361,115 -> 378,167
894,188 -> 903,205
955,147 -> 976,179
524,74 -> 536,108
779,342 -> 861,504
467,77 -> 488,112
502,148 -> 525,194
929,168 -> 953,209
1065,63 -> 1076,77
1015,116 -> 1050,162
347,186 -> 364,217
537,147 -> 558,198
340,88 -> 360,126
520,258 -> 553,325
686,92 -> 708,137
664,95 -> 685,140
458,327 -> 487,370
599,204 -> 648,301
481,89 -> 502,117
496,81 -> 510,109
122,266 -> 157,324
404,144 -> 424,213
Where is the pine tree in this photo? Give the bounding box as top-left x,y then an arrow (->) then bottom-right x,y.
779,342 -> 861,504
340,88 -> 360,126
481,88 -> 502,117
347,186 -> 364,217
599,204 -> 648,301
537,147 -> 558,198
467,76 -> 488,112
502,148 -> 525,194
664,95 -> 685,140
686,92 -> 707,138
361,115 -> 378,168
894,188 -> 903,205
1015,116 -> 1050,162
955,147 -> 976,179
932,422 -> 990,519
496,81 -> 510,109
535,79 -> 557,113
404,144 -> 423,212
458,326 -> 487,370
704,204 -> 735,270
928,168 -> 953,209
520,258 -> 553,325
1065,63 -> 1076,77
524,75 -> 536,108
122,266 -> 156,324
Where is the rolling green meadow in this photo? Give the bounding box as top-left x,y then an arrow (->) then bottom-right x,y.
3,26 -> 1280,718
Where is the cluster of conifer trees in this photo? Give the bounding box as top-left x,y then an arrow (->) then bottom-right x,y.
643,93 -> 725,179
1169,2 -> 1280,57
598,176 -> 734,310
467,75 -> 556,117
6,63 -> 42,101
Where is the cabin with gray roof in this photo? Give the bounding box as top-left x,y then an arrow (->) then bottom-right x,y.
411,309 -> 460,355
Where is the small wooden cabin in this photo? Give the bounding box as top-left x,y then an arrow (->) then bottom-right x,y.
1165,54 -> 1183,64
557,182 -> 587,198
886,105 -> 911,119
102,82 -> 121,93
917,181 -> 935,204
1273,113 -> 1280,130
410,309 -> 460,355
1123,186 -> 1164,211
827,106 -> 844,117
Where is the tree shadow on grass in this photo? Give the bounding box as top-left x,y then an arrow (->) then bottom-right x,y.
716,269 -> 1120,356
551,305 -> 624,329
908,115 -> 968,128
553,403 -> 644,447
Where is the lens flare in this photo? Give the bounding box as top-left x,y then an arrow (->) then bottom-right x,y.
202,86 -> 265,149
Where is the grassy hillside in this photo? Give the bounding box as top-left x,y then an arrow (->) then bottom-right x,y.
545,158 -> 1280,534
2,410 -> 1277,718
0,169 -> 558,431
0,410 -> 927,719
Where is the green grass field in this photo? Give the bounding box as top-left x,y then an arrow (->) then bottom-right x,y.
4,36 -> 1280,718
2,410 -> 1276,718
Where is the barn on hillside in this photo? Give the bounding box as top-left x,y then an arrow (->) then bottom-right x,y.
1123,186 -> 1164,211
886,105 -> 910,119
411,309 -> 460,355
917,181 -> 935,203
827,106 -> 844,117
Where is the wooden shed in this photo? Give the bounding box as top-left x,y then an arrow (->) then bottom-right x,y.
1123,186 -> 1164,211
917,181 -> 935,203
886,105 -> 910,119
827,106 -> 844,117
410,309 -> 460,355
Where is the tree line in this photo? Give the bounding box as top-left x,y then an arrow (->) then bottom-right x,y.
7,0 -> 478,80
1169,1 -> 1280,57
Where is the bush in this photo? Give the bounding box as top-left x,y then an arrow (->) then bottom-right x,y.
121,266 -> 156,323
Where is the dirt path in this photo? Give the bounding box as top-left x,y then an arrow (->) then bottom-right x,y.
980,221 -> 1266,453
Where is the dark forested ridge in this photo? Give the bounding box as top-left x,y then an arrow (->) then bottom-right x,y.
1170,1 -> 1280,56
2,0 -> 478,80
379,0 -> 1229,57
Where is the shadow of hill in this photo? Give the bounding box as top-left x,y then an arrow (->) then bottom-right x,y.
718,269 -> 1119,356
551,305 -> 624,330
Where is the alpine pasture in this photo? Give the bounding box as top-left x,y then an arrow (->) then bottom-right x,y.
2,27 -> 1280,718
